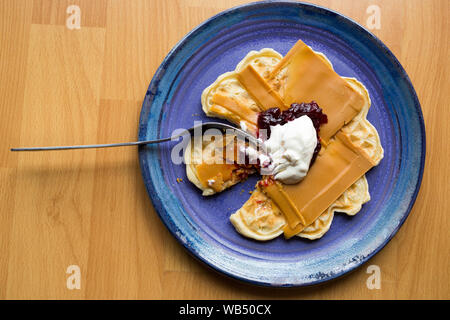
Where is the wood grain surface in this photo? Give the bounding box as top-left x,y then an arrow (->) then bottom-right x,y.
1,0 -> 448,300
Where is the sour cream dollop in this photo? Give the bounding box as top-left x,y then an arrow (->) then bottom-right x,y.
264,115 -> 317,184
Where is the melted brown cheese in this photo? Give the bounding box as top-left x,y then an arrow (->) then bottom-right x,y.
196,163 -> 236,192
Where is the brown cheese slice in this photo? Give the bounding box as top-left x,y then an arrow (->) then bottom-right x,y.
209,104 -> 258,134
237,64 -> 288,110
260,180 -> 306,227
270,40 -> 365,142
211,93 -> 259,127
260,131 -> 376,238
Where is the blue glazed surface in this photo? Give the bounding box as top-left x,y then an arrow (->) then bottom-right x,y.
138,1 -> 425,286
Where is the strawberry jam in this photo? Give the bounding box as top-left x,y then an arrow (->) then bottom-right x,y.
257,101 -> 328,165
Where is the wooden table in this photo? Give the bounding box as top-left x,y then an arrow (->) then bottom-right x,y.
1,0 -> 448,300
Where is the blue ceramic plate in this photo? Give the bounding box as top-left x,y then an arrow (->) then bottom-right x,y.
138,1 -> 425,286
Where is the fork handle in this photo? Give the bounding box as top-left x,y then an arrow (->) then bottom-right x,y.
10,137 -> 173,151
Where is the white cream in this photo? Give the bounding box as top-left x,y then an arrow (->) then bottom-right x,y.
240,142 -> 271,168
239,121 -> 248,132
264,116 -> 317,184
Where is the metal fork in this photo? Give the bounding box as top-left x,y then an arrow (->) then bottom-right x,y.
10,122 -> 263,152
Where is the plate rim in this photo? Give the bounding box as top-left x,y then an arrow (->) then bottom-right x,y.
138,0 -> 426,287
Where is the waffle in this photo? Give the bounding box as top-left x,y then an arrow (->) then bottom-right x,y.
187,44 -> 383,240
